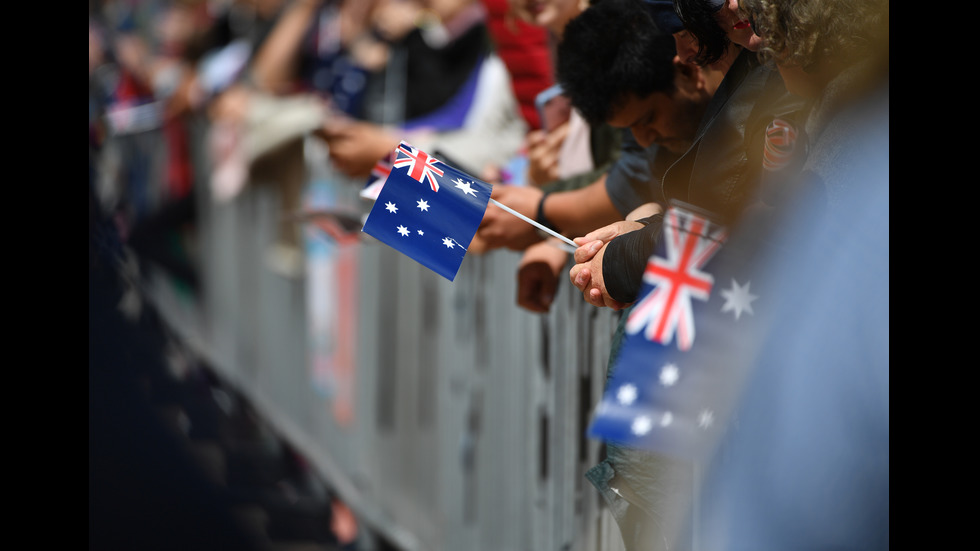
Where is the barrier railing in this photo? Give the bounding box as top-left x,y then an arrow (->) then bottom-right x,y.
145,128 -> 629,551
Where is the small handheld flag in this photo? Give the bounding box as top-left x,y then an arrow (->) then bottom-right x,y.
361,142 -> 492,281
588,203 -> 765,460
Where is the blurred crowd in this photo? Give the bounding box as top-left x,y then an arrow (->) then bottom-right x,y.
89,0 -> 888,550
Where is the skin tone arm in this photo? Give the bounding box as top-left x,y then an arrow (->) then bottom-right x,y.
250,0 -> 324,95
512,196 -> 654,313
542,174 -> 623,237
568,202 -> 662,309
525,121 -> 571,187
476,173 -> 623,251
478,184 -> 547,251
317,117 -> 402,179
516,238 -> 572,313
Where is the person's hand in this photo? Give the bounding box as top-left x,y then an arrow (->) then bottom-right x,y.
207,83 -> 251,124
480,163 -> 504,185
567,220 -> 644,310
571,220 -> 644,262
525,122 -> 570,187
467,232 -> 490,255
371,0 -> 424,42
516,239 -> 570,313
568,240 -> 631,310
476,184 -> 545,251
318,118 -> 400,178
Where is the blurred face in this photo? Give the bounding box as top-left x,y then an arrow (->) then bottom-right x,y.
523,0 -> 585,37
673,30 -> 699,66
715,0 -> 763,51
606,69 -> 710,154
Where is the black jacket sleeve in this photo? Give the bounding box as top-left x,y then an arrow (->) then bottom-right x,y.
601,214 -> 664,304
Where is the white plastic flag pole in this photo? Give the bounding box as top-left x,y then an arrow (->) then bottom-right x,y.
489,199 -> 578,252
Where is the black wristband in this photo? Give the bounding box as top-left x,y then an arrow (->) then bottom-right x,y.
635,214 -> 661,226
535,192 -> 559,232
602,214 -> 664,304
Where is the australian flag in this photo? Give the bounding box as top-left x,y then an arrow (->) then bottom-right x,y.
588,202 -> 767,461
361,142 -> 491,282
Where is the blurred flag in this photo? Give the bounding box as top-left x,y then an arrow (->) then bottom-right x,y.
361,142 -> 491,281
358,138 -> 396,201
360,158 -> 392,201
588,202 -> 766,460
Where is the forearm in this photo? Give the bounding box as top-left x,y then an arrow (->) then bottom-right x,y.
542,174 -> 623,238
250,0 -> 322,94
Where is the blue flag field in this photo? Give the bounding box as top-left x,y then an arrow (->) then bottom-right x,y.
361,142 -> 492,281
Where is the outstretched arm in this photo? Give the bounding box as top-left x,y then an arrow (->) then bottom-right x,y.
250,0 -> 324,94
516,239 -> 570,313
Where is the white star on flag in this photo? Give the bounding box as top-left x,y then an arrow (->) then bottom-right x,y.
659,364 -> 679,386
617,384 -> 638,405
697,409 -> 714,429
442,237 -> 455,248
385,202 -> 398,213
397,225 -> 409,236
417,199 -> 429,211
632,415 -> 652,435
453,178 -> 478,196
720,278 -> 758,320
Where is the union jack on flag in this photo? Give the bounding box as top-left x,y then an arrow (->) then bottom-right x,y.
361,142 -> 491,281
624,207 -> 728,351
393,143 -> 445,192
588,202 -> 766,460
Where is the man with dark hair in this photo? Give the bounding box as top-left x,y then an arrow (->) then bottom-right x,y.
557,0 -> 724,313
557,0 -> 709,156
565,0 -> 802,310
671,0 -> 735,66
552,0 -> 804,548
475,0 -> 723,314
552,2 -> 725,549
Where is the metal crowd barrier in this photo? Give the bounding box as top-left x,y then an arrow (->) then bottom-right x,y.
146,127 -> 631,551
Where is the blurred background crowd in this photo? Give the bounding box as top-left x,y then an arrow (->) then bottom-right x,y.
89,1 -> 887,550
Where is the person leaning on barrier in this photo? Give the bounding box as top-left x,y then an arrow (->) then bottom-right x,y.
670,0 -> 889,549
567,0 -> 804,310
481,0 -> 667,312
476,0 -> 630,257
500,0 -> 719,313
540,1 -> 726,549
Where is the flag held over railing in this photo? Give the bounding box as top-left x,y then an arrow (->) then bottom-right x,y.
361,142 -> 492,282
588,202 -> 766,460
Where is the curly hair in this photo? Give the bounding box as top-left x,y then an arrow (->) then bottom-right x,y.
739,0 -> 889,71
673,0 -> 733,66
556,0 -> 678,127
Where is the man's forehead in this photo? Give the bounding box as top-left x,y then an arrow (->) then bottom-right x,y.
609,91 -> 672,126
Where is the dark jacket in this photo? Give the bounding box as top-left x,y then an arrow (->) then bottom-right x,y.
601,49 -> 804,303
